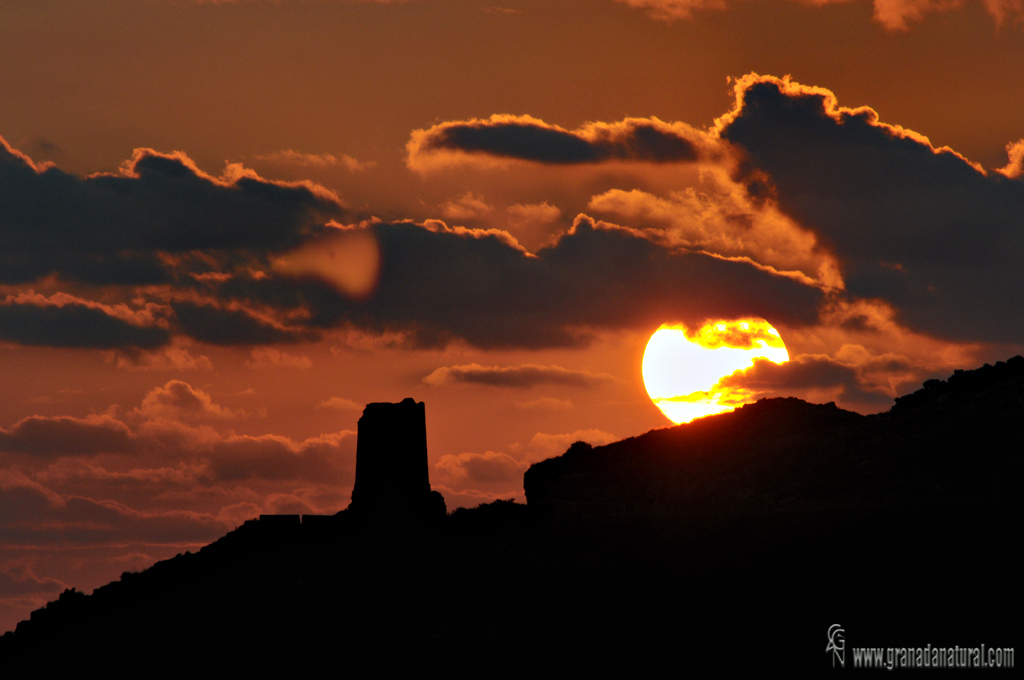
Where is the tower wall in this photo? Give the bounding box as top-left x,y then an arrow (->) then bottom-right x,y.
350,398 -> 443,519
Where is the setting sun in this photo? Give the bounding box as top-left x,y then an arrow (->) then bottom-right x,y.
642,319 -> 790,424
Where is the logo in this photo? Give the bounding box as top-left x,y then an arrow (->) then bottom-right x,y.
827,624 -> 846,668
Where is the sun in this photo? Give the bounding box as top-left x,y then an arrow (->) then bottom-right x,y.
642,319 -> 790,424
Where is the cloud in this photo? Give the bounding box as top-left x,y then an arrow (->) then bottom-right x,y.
0,132 -> 826,351
506,202 -> 562,228
105,346 -> 213,372
0,415 -> 136,458
505,202 -> 565,248
133,381 -> 245,421
15,74 -> 1019,353
424,363 -> 617,388
253,150 -> 373,172
526,429 -> 619,459
586,176 -> 843,291
614,0 -> 1024,30
0,383 -> 355,484
718,74 -> 1024,344
200,431 -> 355,483
439,192 -> 493,221
997,139 -> 1024,179
0,565 -> 65,598
169,300 -> 319,346
316,397 -> 362,411
245,348 -> 313,370
217,216 -> 822,350
0,476 -> 226,548
0,382 -> 358,631
718,353 -> 896,406
615,0 -> 726,21
0,136 -> 344,286
194,0 -> 408,3
0,292 -> 170,349
407,114 -> 716,173
435,451 -> 527,487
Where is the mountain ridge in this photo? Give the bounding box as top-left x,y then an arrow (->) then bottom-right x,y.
2,356 -> 1019,673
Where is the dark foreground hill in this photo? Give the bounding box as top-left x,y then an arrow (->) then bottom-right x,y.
2,358 -> 1020,674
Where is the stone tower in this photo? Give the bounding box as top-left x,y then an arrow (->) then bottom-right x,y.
349,398 -> 446,520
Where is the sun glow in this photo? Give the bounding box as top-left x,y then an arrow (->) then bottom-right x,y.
642,319 -> 790,424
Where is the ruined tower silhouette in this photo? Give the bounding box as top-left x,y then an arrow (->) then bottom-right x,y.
349,398 -> 446,521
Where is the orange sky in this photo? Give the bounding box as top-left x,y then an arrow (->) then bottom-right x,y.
1,0 -> 1022,632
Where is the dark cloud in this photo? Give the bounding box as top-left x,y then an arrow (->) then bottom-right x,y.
720,75 -> 1024,344
202,433 -> 355,484
0,415 -> 135,457
169,300 -> 319,346
0,567 -> 64,598
0,137 -> 344,286
719,354 -> 895,406
0,482 -> 225,547
424,363 -> 616,388
1,132 -> 825,350
0,383 -> 355,484
209,218 -> 823,349
372,217 -> 822,347
408,115 -> 710,170
0,294 -> 170,349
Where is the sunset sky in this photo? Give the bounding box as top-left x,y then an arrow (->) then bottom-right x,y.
2,0 -> 1022,631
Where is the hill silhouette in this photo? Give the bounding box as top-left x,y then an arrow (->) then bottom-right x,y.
2,358 -> 1019,674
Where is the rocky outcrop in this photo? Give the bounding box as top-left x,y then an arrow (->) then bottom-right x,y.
524,357 -> 1023,523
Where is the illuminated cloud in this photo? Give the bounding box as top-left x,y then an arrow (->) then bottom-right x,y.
615,0 -> 1024,30
133,381 -> 245,421
6,75 -> 1019,355
435,451 -> 527,487
615,0 -> 726,21
193,0 -> 407,4
407,114 -> 715,173
719,74 -> 1024,343
104,346 -> 213,372
439,192 -> 494,221
997,139 -> 1024,179
0,384 -> 356,485
315,397 -> 362,411
253,150 -> 373,172
424,363 -> 617,388
515,397 -> 574,411
506,202 -> 562,229
587,175 -> 843,291
525,429 -> 619,459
